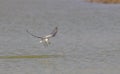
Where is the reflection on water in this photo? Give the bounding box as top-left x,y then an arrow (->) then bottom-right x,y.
0,55 -> 64,59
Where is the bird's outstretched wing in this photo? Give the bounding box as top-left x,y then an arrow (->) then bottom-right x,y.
45,27 -> 58,38
26,30 -> 42,38
26,27 -> 58,38
50,27 -> 58,37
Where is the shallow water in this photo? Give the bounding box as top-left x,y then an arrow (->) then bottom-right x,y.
0,0 -> 120,74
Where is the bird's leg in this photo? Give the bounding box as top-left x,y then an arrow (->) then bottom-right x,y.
45,42 -> 50,47
39,38 -> 51,47
43,42 -> 48,47
40,40 -> 48,47
44,38 -> 51,47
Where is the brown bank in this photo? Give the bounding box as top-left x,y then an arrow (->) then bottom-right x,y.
87,0 -> 120,4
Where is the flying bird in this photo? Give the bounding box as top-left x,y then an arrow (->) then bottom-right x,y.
26,27 -> 58,47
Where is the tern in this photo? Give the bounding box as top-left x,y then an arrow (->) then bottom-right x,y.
26,27 -> 58,47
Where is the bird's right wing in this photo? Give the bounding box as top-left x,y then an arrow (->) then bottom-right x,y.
26,30 -> 42,38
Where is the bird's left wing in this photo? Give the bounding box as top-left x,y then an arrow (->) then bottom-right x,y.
50,27 -> 58,37
45,27 -> 58,38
